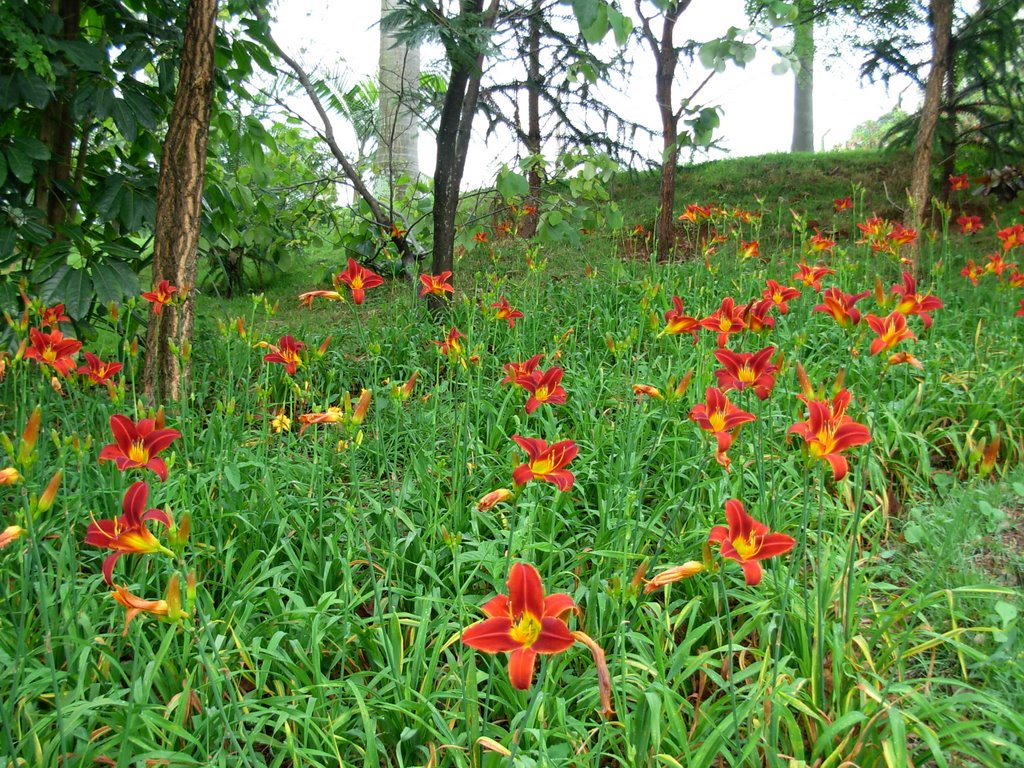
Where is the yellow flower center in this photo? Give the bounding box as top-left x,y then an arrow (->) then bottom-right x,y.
531,457 -> 554,476
720,319 -> 732,331
351,276 -> 364,290
509,611 -> 542,647
811,426 -> 837,456
43,346 -> 57,362
128,440 -> 149,464
708,410 -> 727,433
738,366 -> 756,383
535,385 -> 549,401
732,533 -> 760,560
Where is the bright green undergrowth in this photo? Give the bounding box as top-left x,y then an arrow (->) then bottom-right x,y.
2,154 -> 1023,767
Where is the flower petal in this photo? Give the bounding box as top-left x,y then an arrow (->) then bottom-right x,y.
507,647 -> 537,690
507,562 -> 544,618
532,617 -> 576,654
462,617 -> 518,652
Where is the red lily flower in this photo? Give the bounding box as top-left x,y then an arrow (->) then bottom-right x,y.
856,216 -> 888,243
461,562 -> 576,690
700,297 -> 746,347
731,207 -> 759,224
501,354 -> 544,385
298,289 -> 345,308
957,215 -> 983,235
84,481 -> 174,584
24,328 -> 82,376
661,295 -> 699,340
516,367 -> 567,414
511,435 -> 578,491
890,272 -> 943,329
833,196 -> 853,212
985,252 -> 1016,277
141,280 -> 178,315
961,259 -> 983,285
742,298 -> 776,333
110,576 -> 186,636
678,203 -> 713,223
807,229 -> 835,253
262,335 -> 304,375
812,286 -> 870,328
40,304 -> 70,328
492,296 -> 524,328
1016,298 -> 1024,317
792,263 -> 834,292
789,389 -> 871,481
1008,270 -> 1024,288
77,352 -> 123,384
474,231 -> 490,244
419,271 -> 454,297
738,240 -> 760,259
996,223 -> 1024,252
762,279 -> 801,314
888,351 -> 924,369
98,414 -> 181,481
948,173 -> 969,191
432,326 -> 465,357
708,499 -> 795,586
865,312 -> 916,355
334,258 -> 384,304
885,222 -> 918,249
688,387 -> 756,469
713,346 -> 778,400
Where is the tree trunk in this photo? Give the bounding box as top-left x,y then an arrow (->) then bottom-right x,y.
428,0 -> 499,315
790,0 -> 815,153
35,0 -> 81,231
908,0 -> 953,245
519,0 -> 542,239
377,0 -> 420,198
653,6 -> 680,262
142,0 -> 218,403
939,36 -> 957,205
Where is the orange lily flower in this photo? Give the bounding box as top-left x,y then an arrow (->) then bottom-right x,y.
996,223 -> 1024,252
476,488 -> 513,511
141,280 -> 178,315
948,173 -> 969,191
888,351 -> 924,369
23,327 -> 82,376
678,203 -> 713,223
419,271 -> 454,298
807,229 -> 835,253
708,499 -> 795,586
742,298 -> 776,333
644,561 -> 705,592
40,304 -> 70,328
511,435 -> 578,491
865,312 -> 916,355
85,481 -> 174,584
890,272 -> 943,329
461,562 -> 576,690
391,371 -> 419,401
515,367 -> 567,414
713,346 -> 778,400
789,389 -> 871,481
1016,298 -> 1024,317
98,414 -> 181,481
298,390 -> 372,434
633,383 -> 663,400
792,263 -> 834,292
77,352 -> 123,384
700,297 -> 746,347
833,196 -> 853,212
0,467 -> 21,485
661,295 -> 699,340
473,231 -> 490,244
961,259 -> 983,285
957,215 -> 983,235
491,296 -> 524,328
501,354 -> 543,385
298,289 -> 345,307
885,222 -> 918,249
738,240 -> 760,259
813,286 -> 870,328
1008,270 -> 1024,288
688,387 -> 756,469
762,279 -> 800,314
110,574 -> 186,636
432,326 -> 465,357
334,258 -> 384,304
985,252 -> 1016,277
262,335 -> 304,375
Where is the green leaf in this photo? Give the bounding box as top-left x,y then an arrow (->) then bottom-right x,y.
0,150 -> 7,188
581,3 -> 609,44
608,7 -> 633,46
903,522 -> 923,544
92,258 -> 140,305
772,59 -> 791,75
56,267 -> 92,320
5,144 -> 34,184
496,169 -> 529,200
994,600 -> 1018,626
61,40 -> 105,72
112,98 -> 137,142
122,88 -> 158,131
571,0 -> 600,31
17,74 -> 51,108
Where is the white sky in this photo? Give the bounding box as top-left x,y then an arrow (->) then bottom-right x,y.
271,1 -> 920,188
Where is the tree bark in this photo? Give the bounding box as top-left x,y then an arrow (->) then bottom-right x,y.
939,35 -> 957,205
428,0 -> 500,315
790,0 -> 815,153
519,0 -> 542,239
377,0 -> 420,199
908,0 -> 953,245
142,0 -> 218,403
35,0 -> 81,231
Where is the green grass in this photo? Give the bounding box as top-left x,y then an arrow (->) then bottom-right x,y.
2,149 -> 1023,767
